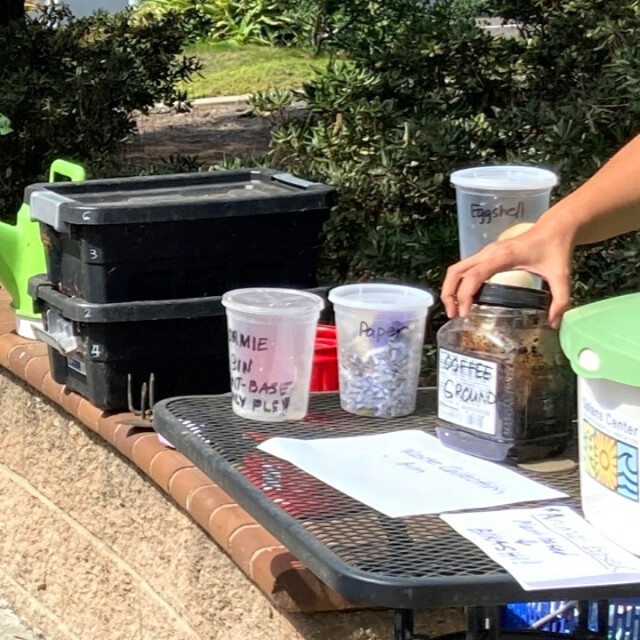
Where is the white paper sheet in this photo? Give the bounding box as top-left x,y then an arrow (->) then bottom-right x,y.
257,429 -> 566,517
441,506 -> 640,590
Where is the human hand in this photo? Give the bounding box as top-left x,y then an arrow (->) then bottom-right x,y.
440,221 -> 574,329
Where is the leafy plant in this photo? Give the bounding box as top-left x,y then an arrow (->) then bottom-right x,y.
0,4 -> 201,219
275,0 -> 420,54
213,152 -> 270,170
249,88 -> 295,125
264,0 -> 640,309
133,0 -> 291,44
0,115 -> 11,136
211,0 -> 284,44
145,153 -> 206,174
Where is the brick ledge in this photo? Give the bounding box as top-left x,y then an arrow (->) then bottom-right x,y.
0,289 -> 363,613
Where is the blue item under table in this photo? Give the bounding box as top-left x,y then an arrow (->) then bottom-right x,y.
503,599 -> 640,639
503,601 -> 577,634
152,388 -> 640,640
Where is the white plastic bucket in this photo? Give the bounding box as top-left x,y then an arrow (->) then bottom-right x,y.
577,376 -> 640,555
560,293 -> 640,556
451,165 -> 558,258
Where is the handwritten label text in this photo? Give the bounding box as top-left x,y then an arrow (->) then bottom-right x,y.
470,201 -> 525,225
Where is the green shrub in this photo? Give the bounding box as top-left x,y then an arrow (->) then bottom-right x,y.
133,0 -> 291,44
132,0 -> 394,51
258,0 -> 640,307
0,5 -> 200,220
274,0 -> 422,54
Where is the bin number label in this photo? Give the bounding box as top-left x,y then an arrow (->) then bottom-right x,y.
88,248 -> 99,260
90,344 -> 102,358
437,348 -> 498,435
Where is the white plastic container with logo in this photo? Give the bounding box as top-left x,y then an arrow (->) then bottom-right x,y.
560,293 -> 640,555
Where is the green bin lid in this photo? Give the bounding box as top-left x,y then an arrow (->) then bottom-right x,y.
559,292 -> 640,386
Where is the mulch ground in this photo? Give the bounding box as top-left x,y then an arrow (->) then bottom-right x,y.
125,102 -> 273,168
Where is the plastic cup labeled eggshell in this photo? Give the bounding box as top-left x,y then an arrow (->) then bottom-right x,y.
222,288 -> 325,422
328,283 -> 435,418
451,165 -> 558,258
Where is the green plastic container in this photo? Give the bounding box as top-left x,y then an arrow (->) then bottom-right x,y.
4,159 -> 85,337
560,293 -> 640,555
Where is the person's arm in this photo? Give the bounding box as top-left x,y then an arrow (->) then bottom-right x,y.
441,134 -> 640,328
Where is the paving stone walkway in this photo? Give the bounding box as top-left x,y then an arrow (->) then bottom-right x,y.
0,601 -> 45,640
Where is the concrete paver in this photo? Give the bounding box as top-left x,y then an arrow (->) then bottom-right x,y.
0,600 -> 45,640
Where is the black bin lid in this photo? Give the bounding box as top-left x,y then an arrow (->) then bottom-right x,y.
28,275 -> 331,323
27,169 -> 337,232
28,275 -> 226,322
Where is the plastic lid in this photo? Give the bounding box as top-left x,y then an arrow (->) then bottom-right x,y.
222,287 -> 325,316
450,165 -> 558,191
473,282 -> 550,310
328,283 -> 435,311
559,292 -> 640,386
27,169 -> 337,228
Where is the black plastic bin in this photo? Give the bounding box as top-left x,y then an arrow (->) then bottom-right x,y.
29,275 -> 330,412
27,170 -> 336,304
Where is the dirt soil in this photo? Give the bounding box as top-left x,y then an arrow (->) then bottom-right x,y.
125,101 -> 273,167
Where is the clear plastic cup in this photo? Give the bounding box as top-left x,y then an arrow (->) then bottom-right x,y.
450,165 -> 558,258
328,283 -> 435,417
222,288 -> 325,422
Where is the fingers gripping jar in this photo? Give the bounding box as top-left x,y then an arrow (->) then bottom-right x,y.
436,282 -> 573,463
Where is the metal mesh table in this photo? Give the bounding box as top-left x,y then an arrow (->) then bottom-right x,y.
153,389 -> 635,640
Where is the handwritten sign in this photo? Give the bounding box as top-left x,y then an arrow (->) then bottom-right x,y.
441,506 -> 640,590
358,319 -> 410,343
228,328 -> 296,418
258,430 -> 566,517
438,348 -> 498,435
470,201 -> 525,225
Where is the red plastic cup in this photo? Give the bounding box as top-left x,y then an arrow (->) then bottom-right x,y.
310,324 -> 339,392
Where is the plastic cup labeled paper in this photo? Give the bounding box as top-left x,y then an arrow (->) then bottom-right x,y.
451,165 -> 558,258
328,283 -> 435,418
222,288 -> 325,422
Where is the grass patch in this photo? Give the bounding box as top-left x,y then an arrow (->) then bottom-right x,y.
181,40 -> 332,98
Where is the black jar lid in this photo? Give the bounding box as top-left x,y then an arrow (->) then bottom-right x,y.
473,282 -> 550,310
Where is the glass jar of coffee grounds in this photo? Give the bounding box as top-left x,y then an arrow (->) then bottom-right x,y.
436,282 -> 573,463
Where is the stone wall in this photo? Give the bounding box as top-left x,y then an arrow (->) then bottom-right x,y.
0,368 -> 464,640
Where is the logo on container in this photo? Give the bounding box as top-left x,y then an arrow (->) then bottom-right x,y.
582,419 -> 639,501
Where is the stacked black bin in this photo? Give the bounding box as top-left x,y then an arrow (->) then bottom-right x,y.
27,170 -> 336,411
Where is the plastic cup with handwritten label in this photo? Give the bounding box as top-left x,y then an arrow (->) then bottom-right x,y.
451,165 -> 558,259
328,283 -> 435,418
222,288 -> 325,422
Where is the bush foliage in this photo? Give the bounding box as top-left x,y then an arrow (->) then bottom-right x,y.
131,0 -> 402,51
254,0 -> 640,307
274,0 -> 419,53
3,0 -> 638,314
132,0 -> 293,45
0,5 -> 200,219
